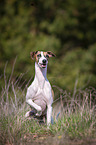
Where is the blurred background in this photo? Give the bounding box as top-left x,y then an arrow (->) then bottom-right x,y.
0,0 -> 96,92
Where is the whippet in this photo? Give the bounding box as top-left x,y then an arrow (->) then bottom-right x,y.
25,51 -> 56,126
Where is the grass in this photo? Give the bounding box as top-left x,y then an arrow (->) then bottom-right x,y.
0,63 -> 96,144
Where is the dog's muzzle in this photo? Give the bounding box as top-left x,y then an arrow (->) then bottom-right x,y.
39,63 -> 47,68
39,59 -> 47,68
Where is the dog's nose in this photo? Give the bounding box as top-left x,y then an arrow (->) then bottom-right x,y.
42,59 -> 47,64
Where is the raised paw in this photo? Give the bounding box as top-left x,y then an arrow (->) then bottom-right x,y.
25,111 -> 30,118
36,111 -> 42,116
37,106 -> 42,112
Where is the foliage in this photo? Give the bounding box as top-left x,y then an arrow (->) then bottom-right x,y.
0,0 -> 96,90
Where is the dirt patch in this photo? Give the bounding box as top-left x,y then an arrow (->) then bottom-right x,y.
21,135 -> 96,145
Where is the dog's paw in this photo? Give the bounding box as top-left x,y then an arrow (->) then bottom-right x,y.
36,111 -> 42,116
25,111 -> 30,118
37,106 -> 42,112
36,110 -> 42,116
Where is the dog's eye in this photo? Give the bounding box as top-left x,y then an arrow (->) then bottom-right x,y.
37,54 -> 41,57
46,55 -> 49,58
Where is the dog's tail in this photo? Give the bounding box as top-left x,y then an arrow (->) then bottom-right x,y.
51,112 -> 60,124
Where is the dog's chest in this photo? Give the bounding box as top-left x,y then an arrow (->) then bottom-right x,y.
33,88 -> 48,113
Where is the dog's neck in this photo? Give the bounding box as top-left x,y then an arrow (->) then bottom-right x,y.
35,62 -> 47,89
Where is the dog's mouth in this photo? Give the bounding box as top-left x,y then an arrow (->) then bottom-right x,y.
39,63 -> 47,68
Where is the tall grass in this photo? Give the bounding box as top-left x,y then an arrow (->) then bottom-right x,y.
52,85 -> 96,138
0,63 -> 96,144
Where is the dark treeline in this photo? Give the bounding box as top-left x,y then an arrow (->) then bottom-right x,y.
0,0 -> 96,91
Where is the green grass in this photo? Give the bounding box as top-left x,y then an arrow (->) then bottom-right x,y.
0,69 -> 96,144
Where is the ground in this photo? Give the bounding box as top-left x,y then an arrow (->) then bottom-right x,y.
17,134 -> 96,145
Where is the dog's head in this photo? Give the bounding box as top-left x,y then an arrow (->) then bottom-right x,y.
30,51 -> 56,68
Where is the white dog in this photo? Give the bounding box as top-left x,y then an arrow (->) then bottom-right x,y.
25,51 -> 56,126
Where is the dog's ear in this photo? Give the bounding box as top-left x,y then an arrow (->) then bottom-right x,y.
47,51 -> 56,57
30,51 -> 38,60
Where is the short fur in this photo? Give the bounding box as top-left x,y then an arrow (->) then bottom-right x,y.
25,51 -> 56,126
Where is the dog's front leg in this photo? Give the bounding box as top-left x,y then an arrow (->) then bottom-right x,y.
26,99 -> 42,116
47,105 -> 52,127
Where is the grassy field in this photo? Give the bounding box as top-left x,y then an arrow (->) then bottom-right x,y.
0,67 -> 96,145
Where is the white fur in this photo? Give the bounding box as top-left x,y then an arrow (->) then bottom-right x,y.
25,52 -> 53,126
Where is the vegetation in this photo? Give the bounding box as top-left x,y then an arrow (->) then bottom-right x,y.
0,0 -> 96,144
0,66 -> 96,144
0,0 -> 96,90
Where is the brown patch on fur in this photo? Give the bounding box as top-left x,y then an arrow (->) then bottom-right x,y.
44,51 -> 56,58
30,51 -> 56,62
47,51 -> 56,57
30,51 -> 38,60
51,89 -> 54,100
35,51 -> 41,63
43,52 -> 47,56
30,51 -> 41,62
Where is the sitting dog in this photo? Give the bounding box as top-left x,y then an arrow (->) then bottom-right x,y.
25,51 -> 56,126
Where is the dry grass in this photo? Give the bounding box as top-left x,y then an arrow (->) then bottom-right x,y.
0,63 -> 96,144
